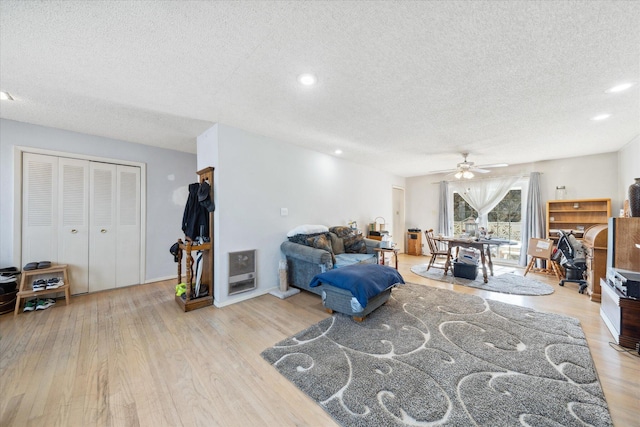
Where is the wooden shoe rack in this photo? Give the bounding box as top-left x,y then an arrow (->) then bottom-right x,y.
14,264 -> 71,315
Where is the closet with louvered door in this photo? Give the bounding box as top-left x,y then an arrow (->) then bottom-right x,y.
88,162 -> 141,292
21,153 -> 141,295
59,157 -> 90,294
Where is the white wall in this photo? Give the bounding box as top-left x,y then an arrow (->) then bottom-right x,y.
0,119 -> 197,282
197,124 -> 405,307
406,151 -> 619,247
618,135 -> 640,208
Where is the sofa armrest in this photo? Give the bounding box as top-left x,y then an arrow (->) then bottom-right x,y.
280,241 -> 333,265
364,238 -> 381,254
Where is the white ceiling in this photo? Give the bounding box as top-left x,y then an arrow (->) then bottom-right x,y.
1,1 -> 638,177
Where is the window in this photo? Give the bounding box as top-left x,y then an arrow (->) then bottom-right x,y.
451,188 -> 523,265
452,192 -> 477,236
487,189 -> 521,263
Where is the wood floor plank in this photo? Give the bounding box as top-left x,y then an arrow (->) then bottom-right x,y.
1,254 -> 638,426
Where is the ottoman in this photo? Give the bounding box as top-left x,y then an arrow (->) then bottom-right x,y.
309,264 -> 405,321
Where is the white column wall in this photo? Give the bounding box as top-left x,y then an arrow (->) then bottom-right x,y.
197,124 -> 405,307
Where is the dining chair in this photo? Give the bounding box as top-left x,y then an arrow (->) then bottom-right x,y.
425,229 -> 451,270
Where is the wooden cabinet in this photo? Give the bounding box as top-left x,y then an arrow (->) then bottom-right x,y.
407,231 -> 422,255
175,167 -> 215,312
583,224 -> 608,302
600,278 -> 640,349
607,217 -> 640,271
547,198 -> 611,241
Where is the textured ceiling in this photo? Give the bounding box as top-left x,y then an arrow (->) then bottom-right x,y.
1,1 -> 638,177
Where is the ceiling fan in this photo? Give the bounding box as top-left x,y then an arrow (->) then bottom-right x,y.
430,153 -> 508,179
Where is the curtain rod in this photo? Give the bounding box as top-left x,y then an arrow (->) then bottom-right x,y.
430,173 -> 537,185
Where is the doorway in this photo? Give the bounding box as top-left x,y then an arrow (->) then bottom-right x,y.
392,187 -> 406,253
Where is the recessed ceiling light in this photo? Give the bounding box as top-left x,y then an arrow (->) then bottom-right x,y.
0,91 -> 14,101
605,83 -> 635,93
334,149 -> 342,155
298,73 -> 317,86
591,114 -> 611,121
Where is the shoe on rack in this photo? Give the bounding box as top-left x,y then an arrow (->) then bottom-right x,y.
23,262 -> 38,271
32,279 -> 46,292
45,277 -> 64,290
0,274 -> 16,283
23,299 -> 37,312
36,298 -> 56,310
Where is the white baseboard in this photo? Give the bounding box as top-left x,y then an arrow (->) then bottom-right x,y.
144,275 -> 177,284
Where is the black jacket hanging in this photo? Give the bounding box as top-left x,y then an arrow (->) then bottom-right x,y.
182,183 -> 209,240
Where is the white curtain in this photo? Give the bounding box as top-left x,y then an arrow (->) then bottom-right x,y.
450,176 -> 519,228
519,172 -> 545,267
438,181 -> 451,236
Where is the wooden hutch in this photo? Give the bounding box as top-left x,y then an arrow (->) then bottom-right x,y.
546,198 -> 611,242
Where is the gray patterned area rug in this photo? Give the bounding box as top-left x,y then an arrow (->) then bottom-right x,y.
410,263 -> 555,296
261,284 -> 612,427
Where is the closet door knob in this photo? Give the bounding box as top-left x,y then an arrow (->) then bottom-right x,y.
101,229 -> 107,233
71,229 -> 78,234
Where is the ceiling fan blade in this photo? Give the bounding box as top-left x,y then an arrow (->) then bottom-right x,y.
477,163 -> 508,168
471,167 -> 491,174
425,168 -> 456,175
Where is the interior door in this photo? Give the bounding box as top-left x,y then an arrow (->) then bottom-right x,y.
89,162 -> 117,292
58,157 -> 90,294
22,153 -> 58,265
116,165 -> 141,287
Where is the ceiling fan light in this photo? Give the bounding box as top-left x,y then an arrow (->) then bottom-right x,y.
463,171 -> 474,179
454,171 -> 463,179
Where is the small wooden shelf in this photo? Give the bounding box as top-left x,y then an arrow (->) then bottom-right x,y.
14,264 -> 71,315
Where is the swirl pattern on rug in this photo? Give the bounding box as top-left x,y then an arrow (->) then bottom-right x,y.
261,284 -> 611,426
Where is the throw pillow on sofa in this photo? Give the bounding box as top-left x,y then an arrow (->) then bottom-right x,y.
288,231 -> 327,245
344,234 -> 368,254
329,226 -> 353,238
329,232 -> 345,255
307,234 -> 336,264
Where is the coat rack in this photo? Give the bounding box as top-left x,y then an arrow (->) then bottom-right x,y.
175,166 -> 215,312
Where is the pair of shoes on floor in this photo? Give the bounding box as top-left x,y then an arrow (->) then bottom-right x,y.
23,298 -> 56,312
23,261 -> 51,271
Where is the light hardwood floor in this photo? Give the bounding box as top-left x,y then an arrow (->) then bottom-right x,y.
1,255 -> 639,426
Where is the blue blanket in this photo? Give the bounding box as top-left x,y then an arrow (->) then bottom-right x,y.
309,264 -> 405,308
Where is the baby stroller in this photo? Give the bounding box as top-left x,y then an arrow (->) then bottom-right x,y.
551,230 -> 588,293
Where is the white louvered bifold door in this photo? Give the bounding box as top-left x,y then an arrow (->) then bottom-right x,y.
58,157 -> 90,294
22,153 -> 58,265
116,165 -> 141,287
89,162 -> 117,292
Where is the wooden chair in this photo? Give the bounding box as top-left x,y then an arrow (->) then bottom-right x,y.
425,229 -> 451,270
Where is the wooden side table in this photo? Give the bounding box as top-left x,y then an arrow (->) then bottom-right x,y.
374,248 -> 400,269
14,264 -> 71,315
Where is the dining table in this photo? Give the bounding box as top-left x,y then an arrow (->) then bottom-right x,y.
436,236 -> 515,283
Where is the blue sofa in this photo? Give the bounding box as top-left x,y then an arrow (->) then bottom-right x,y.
280,230 -> 380,296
